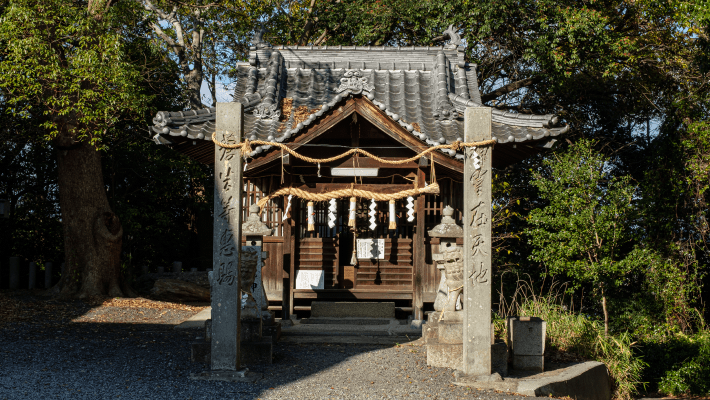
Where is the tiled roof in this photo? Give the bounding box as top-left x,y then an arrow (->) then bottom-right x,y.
151,33 -> 568,166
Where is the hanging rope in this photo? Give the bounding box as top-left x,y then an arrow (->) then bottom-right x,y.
256,182 -> 440,211
211,133 -> 496,165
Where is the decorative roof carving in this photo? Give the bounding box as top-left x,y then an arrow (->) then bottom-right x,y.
253,102 -> 280,120
336,70 -> 374,95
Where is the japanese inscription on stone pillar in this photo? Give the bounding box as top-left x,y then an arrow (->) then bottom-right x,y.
211,102 -> 244,371
463,107 -> 492,376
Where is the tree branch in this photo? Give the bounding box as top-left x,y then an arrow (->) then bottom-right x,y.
481,76 -> 543,103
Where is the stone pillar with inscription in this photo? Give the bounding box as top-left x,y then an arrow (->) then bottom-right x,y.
191,102 -> 260,382
462,107 -> 493,377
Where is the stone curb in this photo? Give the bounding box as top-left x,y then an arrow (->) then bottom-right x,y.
455,361 -> 611,400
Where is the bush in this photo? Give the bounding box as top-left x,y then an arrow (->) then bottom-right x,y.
657,333 -> 710,395
500,279 -> 647,400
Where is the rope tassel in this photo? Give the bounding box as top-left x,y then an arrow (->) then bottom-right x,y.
307,201 -> 315,231
348,197 -> 356,227
368,199 -> 377,230
328,198 -> 337,229
406,196 -> 415,222
388,199 -> 396,229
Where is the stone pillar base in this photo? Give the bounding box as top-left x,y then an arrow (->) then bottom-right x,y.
190,369 -> 262,382
426,338 -> 508,375
191,338 -> 273,365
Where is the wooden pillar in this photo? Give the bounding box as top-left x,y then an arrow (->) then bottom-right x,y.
282,157 -> 292,321
462,107 -> 492,376
413,168 -> 426,321
210,102 -> 244,371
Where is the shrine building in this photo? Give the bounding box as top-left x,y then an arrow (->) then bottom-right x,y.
150,30 -> 568,321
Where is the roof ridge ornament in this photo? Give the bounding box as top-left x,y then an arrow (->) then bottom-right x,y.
337,70 -> 374,95
443,25 -> 462,48
253,26 -> 270,49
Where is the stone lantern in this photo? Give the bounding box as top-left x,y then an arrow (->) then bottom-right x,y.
240,204 -> 274,328
428,205 -> 464,317
425,205 -> 466,370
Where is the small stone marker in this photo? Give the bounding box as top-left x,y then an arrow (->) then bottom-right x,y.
509,316 -> 546,372
9,257 -> 20,290
28,262 -> 36,289
172,261 -> 182,273
463,107 -> 493,376
44,262 -> 53,289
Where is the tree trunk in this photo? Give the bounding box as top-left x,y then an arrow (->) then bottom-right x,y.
51,137 -> 128,298
186,66 -> 203,110
602,291 -> 609,337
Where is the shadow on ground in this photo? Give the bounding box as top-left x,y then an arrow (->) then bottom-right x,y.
0,290 -> 526,400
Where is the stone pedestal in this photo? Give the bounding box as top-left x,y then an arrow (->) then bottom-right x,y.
192,318 -> 273,365
425,311 -> 507,375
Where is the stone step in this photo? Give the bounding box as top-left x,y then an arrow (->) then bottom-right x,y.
300,318 -> 398,326
310,301 -> 395,319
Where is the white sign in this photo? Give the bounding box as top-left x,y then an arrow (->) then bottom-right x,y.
357,238 -> 385,259
296,270 -> 325,289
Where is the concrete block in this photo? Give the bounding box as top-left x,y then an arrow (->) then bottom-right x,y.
492,340 -> 508,376
510,316 -> 546,356
310,302 -> 395,319
514,354 -> 544,372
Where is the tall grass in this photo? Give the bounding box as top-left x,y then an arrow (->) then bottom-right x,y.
498,277 -> 646,400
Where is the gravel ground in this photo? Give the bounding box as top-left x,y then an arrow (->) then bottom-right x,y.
0,291 -> 530,400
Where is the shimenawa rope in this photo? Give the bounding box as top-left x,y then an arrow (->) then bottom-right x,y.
211,133 -> 496,165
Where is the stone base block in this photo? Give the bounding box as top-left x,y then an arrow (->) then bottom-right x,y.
427,339 -> 508,375
310,301 -> 394,318
241,338 -> 273,365
513,354 -> 544,372
190,369 -> 262,382
438,320 -> 463,344
427,342 -> 462,369
492,340 -> 508,376
191,341 -> 210,363
263,321 -> 281,344
191,338 -> 273,365
241,318 -> 262,342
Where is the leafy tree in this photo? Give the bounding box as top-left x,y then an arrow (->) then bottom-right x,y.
0,0 -> 156,298
525,139 -> 652,335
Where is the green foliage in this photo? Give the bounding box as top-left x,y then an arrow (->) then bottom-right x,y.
502,279 -> 647,400
656,333 -> 710,395
0,0 -> 152,148
526,139 -> 648,297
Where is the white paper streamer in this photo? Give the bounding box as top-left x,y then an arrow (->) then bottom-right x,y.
388,200 -> 396,229
328,198 -> 337,228
368,199 -> 377,230
406,196 -> 415,222
307,201 -> 315,231
471,146 -> 481,170
348,197 -> 357,226
282,194 -> 293,221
